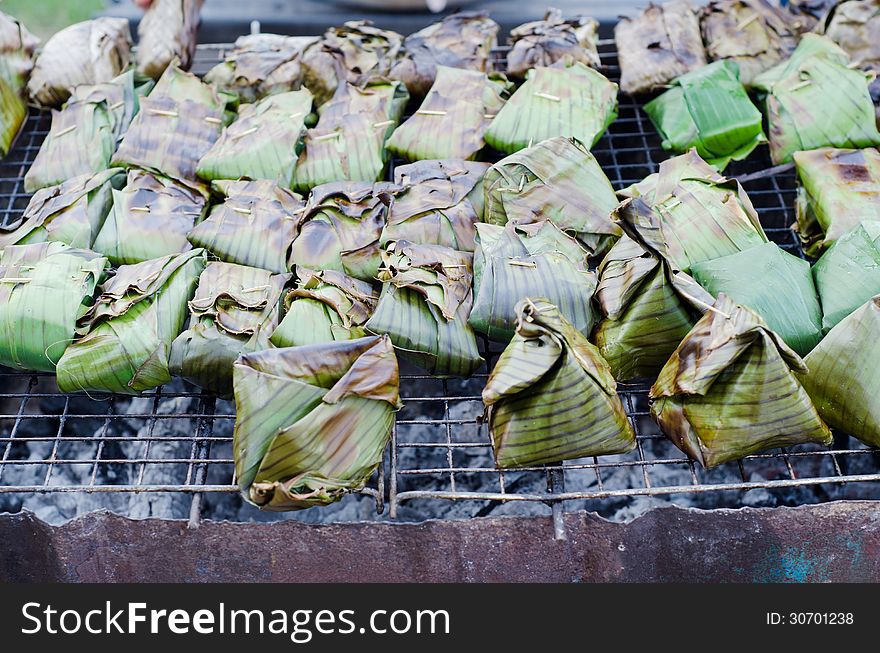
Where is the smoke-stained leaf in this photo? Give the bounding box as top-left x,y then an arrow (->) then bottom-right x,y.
136,0 -> 204,80
507,8 -> 600,79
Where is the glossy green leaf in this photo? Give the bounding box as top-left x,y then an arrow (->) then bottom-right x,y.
136,0 -> 203,80
507,9 -> 600,79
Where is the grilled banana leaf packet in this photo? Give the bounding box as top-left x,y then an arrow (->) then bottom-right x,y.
643,60 -> 766,170
169,262 -> 291,396
270,268 -> 379,348
651,294 -> 832,468
188,179 -> 306,273
0,60 -> 26,159
483,298 -> 635,468
365,241 -> 483,377
483,137 -> 621,258
0,241 -> 108,372
783,0 -> 837,32
615,1 -> 708,95
818,0 -> 880,75
0,12 -> 37,157
386,66 -> 512,162
233,334 -> 400,510
56,249 -> 206,394
0,11 -> 38,63
136,0 -> 204,80
506,8 -> 600,79
470,221 -> 598,343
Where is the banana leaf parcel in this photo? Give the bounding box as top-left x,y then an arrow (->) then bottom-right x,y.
784,0 -> 837,32
0,11 -> 38,57
819,0 -> 880,74
484,61 -> 617,155
470,221 -> 598,343
92,169 -> 208,265
0,12 -> 37,158
690,242 -> 824,356
651,294 -> 833,468
1,168 -> 124,250
169,262 -> 291,396
27,18 -> 132,107
752,34 -> 880,165
483,136 -> 621,258
0,241 -> 108,372
187,179 -> 306,274
0,59 -> 26,158
506,8 -> 600,79
614,1 -> 708,95
136,0 -> 204,80
56,249 -> 206,394
233,334 -> 400,510
365,241 -> 483,377
389,11 -> 499,97
643,60 -> 766,170
270,268 -> 379,348
483,298 -> 635,468
386,66 -> 512,162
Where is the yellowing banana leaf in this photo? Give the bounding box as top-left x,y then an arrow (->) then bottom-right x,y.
819,0 -> 880,73
614,1 -> 707,95
482,136 -> 621,258
0,12 -> 36,158
270,268 -> 379,348
0,241 -> 108,371
27,18 -> 132,107
136,0 -> 204,80
233,334 -> 400,510
56,249 -> 206,394
188,179 -> 306,273
690,242 -> 823,356
752,34 -> 880,164
0,67 -> 25,157
506,9 -> 600,79
92,169 -> 208,265
1,168 -> 124,250
484,298 -> 635,467
386,66 -> 512,162
365,241 -> 483,377
470,221 -> 597,343
484,61 -> 617,154
169,262 -> 291,396
651,294 -> 833,468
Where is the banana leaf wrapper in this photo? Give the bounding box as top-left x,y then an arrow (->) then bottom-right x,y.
0,11 -> 38,56
506,8 -> 600,79
614,1 -> 708,95
484,61 -> 617,155
389,11 -> 499,97
819,0 -> 880,72
0,241 -> 108,371
56,249 -> 206,394
643,60 -> 766,170
784,0 -> 837,32
484,298 -> 635,468
0,12 -> 37,157
752,34 -> 880,165
270,268 -> 379,348
27,18 -> 132,107
690,242 -> 823,356
386,66 -> 512,162
365,241 -> 483,377
381,159 -> 489,251
169,262 -> 291,396
196,89 -> 312,187
1,168 -> 124,250
233,334 -> 400,510
483,136 -> 621,258
188,179 -> 306,273
93,169 -> 208,265
470,221 -> 597,343
0,62 -> 25,158
651,294 -> 832,468
136,0 -> 204,80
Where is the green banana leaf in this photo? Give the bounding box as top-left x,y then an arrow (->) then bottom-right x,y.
270,268 -> 379,348
507,9 -> 600,79
651,293 -> 833,468
365,241 -> 483,377
386,66 -> 512,162
381,159 -> 489,252
187,179 -> 306,274
484,298 -> 635,467
92,169 -> 208,265
643,60 -> 766,170
169,262 -> 291,396
233,334 -> 401,510
135,0 -> 203,80
482,136 -> 621,258
752,34 -> 880,164
470,221 -> 597,342
818,0 -> 880,73
0,65 -> 25,158
690,242 -> 823,356
0,241 -> 108,371
1,168 -> 124,250
56,249 -> 206,394
0,12 -> 34,157
484,61 -> 617,154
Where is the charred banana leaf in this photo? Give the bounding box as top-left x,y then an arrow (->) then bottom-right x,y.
506,8 -> 600,79
783,0 -> 837,32
136,0 -> 204,80
0,11 -> 37,157
819,0 -> 880,74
